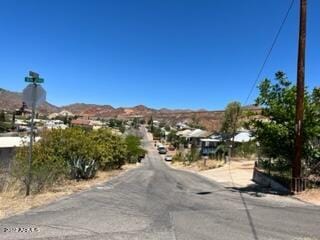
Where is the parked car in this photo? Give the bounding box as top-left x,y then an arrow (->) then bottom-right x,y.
157,144 -> 164,150
168,145 -> 175,151
158,147 -> 167,154
164,155 -> 172,161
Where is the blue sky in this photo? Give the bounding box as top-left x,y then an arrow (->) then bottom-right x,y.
0,0 -> 319,110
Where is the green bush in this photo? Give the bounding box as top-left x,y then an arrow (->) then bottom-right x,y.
233,141 -> 257,158
185,147 -> 200,163
13,138 -> 67,193
89,128 -> 127,170
125,135 -> 146,163
12,127 -> 129,193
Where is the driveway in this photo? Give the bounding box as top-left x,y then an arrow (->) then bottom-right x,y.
0,128 -> 319,240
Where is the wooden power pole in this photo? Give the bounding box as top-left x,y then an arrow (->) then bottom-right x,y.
293,0 -> 307,184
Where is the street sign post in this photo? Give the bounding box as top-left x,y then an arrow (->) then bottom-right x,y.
23,71 -> 45,196
25,77 -> 44,83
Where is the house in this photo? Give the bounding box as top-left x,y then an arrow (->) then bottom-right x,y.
187,129 -> 211,147
71,118 -> 92,129
70,118 -> 106,130
176,129 -> 193,138
48,110 -> 74,119
0,136 -> 41,170
89,120 -> 105,130
44,120 -> 68,130
48,113 -> 59,119
59,110 -> 74,117
232,130 -> 254,143
200,134 -> 223,155
160,127 -> 170,141
177,129 -> 211,148
152,120 -> 160,127
176,122 -> 191,130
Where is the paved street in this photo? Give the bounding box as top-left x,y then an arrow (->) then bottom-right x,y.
0,128 -> 319,240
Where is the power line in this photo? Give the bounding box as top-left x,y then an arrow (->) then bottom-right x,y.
244,0 -> 295,105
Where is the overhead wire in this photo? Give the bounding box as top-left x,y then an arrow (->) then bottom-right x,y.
244,0 -> 295,106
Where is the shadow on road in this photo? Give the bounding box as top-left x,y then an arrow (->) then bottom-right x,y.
227,183 -> 291,198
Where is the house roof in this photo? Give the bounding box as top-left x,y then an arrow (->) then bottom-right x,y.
59,110 -> 74,117
0,136 -> 41,148
176,129 -> 192,137
71,119 -> 91,126
233,132 -> 254,143
48,113 -> 59,119
188,129 -> 210,138
200,138 -> 220,142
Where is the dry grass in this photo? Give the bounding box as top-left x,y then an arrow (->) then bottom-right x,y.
172,159 -> 224,171
295,189 -> 320,205
0,164 -> 137,220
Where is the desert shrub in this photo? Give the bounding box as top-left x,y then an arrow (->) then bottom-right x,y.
125,135 -> 146,163
233,141 -> 257,159
13,139 -> 67,193
12,127 -> 129,193
172,151 -> 184,162
89,128 -> 127,170
184,147 -> 200,165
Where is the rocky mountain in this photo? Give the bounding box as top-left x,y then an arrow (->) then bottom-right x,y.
0,88 -> 59,114
0,88 -> 261,131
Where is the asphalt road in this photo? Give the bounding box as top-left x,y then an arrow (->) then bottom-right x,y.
0,128 -> 319,240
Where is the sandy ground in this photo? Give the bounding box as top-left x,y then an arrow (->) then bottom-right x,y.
0,164 -> 137,220
295,189 -> 320,205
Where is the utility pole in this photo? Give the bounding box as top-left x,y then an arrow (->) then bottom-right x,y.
26,85 -> 36,196
293,0 -> 307,187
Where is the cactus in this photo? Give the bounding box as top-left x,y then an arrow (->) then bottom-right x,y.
68,157 -> 98,180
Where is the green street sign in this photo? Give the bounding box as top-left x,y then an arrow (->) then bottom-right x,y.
25,77 -> 44,83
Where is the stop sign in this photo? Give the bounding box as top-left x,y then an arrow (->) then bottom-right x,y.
22,84 -> 46,108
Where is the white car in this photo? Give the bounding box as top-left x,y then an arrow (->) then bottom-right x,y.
164,155 -> 173,161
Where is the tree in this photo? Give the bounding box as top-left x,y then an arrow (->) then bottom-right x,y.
152,127 -> 162,140
147,116 -> 153,125
147,116 -> 154,132
221,101 -> 242,156
221,101 -> 242,136
140,119 -> 146,125
12,113 -> 16,128
252,71 -> 320,176
125,135 -> 146,163
132,118 -> 140,129
0,110 -> 5,122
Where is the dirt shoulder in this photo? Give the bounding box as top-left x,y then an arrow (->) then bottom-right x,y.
294,189 -> 320,205
171,159 -> 255,188
0,164 -> 138,220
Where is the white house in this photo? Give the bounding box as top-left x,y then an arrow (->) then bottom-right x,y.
0,136 -> 41,169
232,131 -> 254,143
